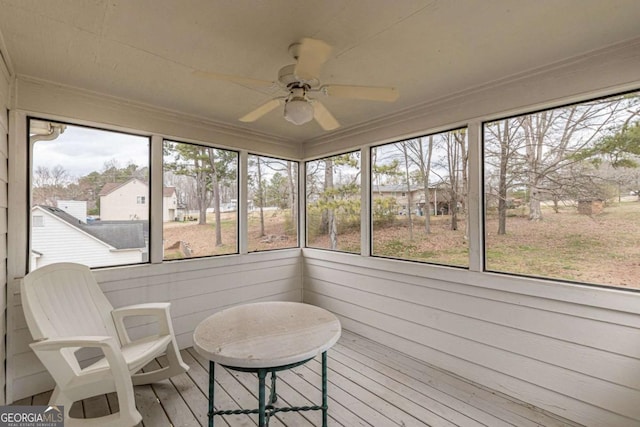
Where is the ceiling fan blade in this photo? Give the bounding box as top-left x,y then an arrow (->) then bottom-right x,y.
192,70 -> 275,88
293,38 -> 332,82
312,100 -> 340,131
321,84 -> 399,102
239,98 -> 284,122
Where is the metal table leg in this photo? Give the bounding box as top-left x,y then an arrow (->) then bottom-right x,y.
322,351 -> 328,427
270,371 -> 278,404
208,355 -> 328,426
258,369 -> 267,427
209,361 -> 215,427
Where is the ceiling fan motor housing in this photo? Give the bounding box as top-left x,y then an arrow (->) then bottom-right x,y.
278,64 -> 319,88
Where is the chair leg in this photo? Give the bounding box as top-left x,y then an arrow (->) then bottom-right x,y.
49,387 -> 72,421
49,386 -> 142,427
132,340 -> 189,385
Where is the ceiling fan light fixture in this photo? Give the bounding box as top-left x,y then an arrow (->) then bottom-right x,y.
284,98 -> 314,125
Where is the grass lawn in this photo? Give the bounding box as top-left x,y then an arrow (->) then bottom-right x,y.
485,201 -> 640,289
163,210 -> 297,258
162,201 -> 640,289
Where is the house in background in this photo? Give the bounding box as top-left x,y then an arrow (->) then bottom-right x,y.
55,200 -> 88,222
99,180 -> 180,222
163,186 -> 179,221
31,205 -> 146,270
99,178 -> 148,220
372,184 -> 455,216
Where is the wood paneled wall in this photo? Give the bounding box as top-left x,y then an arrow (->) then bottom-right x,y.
9,250 -> 302,401
303,249 -> 640,427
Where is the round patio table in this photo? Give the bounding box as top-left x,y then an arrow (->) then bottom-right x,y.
193,301 -> 342,427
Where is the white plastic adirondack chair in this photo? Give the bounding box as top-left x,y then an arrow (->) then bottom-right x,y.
21,262 -> 190,427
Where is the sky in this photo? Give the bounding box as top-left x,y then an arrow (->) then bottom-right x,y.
31,122 -> 149,180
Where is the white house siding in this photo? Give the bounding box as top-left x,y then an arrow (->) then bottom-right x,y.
9,249 -> 302,400
56,200 -> 87,222
163,192 -> 177,222
100,179 -> 149,220
30,208 -> 142,270
0,47 -> 10,405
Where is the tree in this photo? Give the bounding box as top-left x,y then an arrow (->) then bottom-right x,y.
404,136 -> 435,234
286,161 -> 297,233
167,144 -> 212,225
573,122 -> 640,168
32,165 -> 71,206
266,172 -> 289,209
517,97 -> 631,221
253,156 -> 266,236
206,148 -> 237,245
323,157 -> 338,249
307,153 -> 360,251
248,157 -> 297,238
164,142 -> 237,246
398,141 -> 415,240
442,130 -> 467,232
484,119 -> 525,234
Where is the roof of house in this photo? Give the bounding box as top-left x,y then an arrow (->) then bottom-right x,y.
163,187 -> 176,197
98,178 -> 148,196
35,205 -> 146,249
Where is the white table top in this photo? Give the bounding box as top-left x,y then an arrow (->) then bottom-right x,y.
193,301 -> 342,369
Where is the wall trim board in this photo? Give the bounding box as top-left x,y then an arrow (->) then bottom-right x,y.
302,249 -> 640,317
14,76 -> 301,160
93,249 -> 301,288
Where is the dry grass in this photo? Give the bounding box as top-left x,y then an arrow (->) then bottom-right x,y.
162,210 -> 297,258
485,201 -> 640,289
163,202 -> 640,290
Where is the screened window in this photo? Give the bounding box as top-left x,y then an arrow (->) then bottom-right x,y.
371,129 -> 469,267
484,91 -> 640,289
306,151 -> 361,253
30,119 -> 150,270
247,155 -> 299,252
162,140 -> 238,259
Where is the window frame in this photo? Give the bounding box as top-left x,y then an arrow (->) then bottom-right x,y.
368,127 -> 470,269
27,116 -> 152,271
304,150 -> 363,254
18,83 -> 640,293
480,88 -> 640,292
246,153 -> 301,253
161,138 -> 241,261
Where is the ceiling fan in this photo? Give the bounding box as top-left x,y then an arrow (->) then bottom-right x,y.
193,38 -> 399,130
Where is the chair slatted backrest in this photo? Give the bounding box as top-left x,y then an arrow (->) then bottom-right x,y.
22,263 -> 119,342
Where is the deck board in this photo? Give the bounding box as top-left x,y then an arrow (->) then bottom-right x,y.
14,331 -> 581,426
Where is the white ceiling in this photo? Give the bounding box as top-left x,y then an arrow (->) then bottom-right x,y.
1,0 -> 640,143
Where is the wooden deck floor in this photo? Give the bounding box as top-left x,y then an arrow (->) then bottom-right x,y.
15,330 -> 581,426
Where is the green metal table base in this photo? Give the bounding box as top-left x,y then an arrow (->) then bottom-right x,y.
207,351 -> 329,427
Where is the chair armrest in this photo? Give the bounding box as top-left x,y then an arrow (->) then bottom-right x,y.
30,336 -> 130,387
111,303 -> 174,345
112,302 -> 170,317
30,335 -> 116,351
